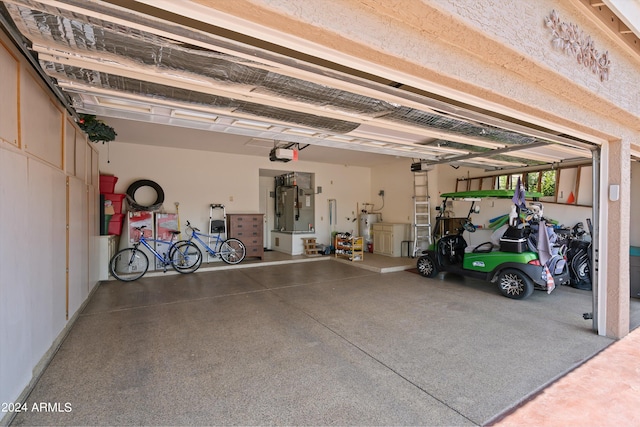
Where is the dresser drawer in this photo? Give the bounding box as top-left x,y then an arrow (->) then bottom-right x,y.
238,237 -> 261,246
245,245 -> 263,256
228,215 -> 261,225
231,222 -> 262,233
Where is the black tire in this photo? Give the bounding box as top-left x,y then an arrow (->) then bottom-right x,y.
125,179 -> 165,211
417,254 -> 439,278
110,248 -> 148,282
219,238 -> 246,264
497,268 -> 534,299
170,241 -> 202,273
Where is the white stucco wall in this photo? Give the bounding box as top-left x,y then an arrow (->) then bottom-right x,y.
95,141 -> 372,248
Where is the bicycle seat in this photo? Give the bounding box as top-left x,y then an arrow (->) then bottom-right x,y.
169,230 -> 181,235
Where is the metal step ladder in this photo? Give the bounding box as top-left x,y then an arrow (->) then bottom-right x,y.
412,170 -> 432,257
208,204 -> 226,262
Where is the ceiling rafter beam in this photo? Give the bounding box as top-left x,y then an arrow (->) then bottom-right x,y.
423,141 -> 552,166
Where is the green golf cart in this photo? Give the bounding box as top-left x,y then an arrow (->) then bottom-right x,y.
416,189 -> 570,299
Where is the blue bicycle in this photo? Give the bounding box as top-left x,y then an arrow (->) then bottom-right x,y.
110,226 -> 203,281
181,220 -> 246,265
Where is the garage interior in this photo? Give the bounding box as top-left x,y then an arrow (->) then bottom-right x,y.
2,0 -> 640,425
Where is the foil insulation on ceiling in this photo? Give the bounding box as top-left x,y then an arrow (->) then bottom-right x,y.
423,140 -> 545,166
381,107 -> 540,146
3,0 -> 577,166
43,61 -> 362,133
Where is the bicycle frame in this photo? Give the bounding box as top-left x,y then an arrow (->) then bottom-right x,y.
178,220 -> 246,266
184,227 -> 224,258
135,235 -> 178,268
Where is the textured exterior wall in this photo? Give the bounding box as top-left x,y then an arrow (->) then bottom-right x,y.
605,139 -> 631,337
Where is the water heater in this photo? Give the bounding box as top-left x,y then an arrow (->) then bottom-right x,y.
359,213 -> 380,244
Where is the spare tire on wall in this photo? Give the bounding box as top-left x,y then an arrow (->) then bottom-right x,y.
126,179 -> 165,211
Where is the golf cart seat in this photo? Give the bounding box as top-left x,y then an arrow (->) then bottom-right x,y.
471,241 -> 495,253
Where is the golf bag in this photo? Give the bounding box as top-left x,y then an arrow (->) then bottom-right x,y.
437,234 -> 467,265
525,220 -> 569,286
567,239 -> 592,290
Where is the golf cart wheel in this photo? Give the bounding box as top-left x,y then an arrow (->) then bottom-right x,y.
417,254 -> 439,278
497,269 -> 534,300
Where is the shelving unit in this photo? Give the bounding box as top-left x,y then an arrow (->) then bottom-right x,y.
302,237 -> 320,256
334,234 -> 364,261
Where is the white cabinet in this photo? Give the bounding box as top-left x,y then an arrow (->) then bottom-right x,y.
98,235 -> 118,280
372,223 -> 409,257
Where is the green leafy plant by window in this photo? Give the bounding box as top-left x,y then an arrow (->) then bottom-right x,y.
526,172 -> 540,192
496,175 -> 508,189
77,114 -> 117,143
541,170 -> 556,197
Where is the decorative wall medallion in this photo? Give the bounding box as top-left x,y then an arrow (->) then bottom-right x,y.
545,10 -> 610,81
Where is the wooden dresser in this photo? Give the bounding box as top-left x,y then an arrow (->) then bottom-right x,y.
226,213 -> 264,259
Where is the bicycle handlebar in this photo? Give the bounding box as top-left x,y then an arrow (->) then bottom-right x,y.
184,220 -> 200,232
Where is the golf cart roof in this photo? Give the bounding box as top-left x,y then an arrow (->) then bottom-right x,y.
440,189 -> 543,200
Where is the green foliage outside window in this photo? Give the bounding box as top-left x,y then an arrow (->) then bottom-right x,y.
497,175 -> 508,189
526,172 -> 539,191
541,170 -> 556,196
494,170 -> 555,196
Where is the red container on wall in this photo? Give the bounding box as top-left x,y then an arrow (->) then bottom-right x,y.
99,175 -> 118,194
108,213 -> 124,236
103,193 -> 126,214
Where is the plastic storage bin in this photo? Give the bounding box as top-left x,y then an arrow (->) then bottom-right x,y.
103,193 -> 126,214
108,213 -> 124,236
102,214 -> 112,235
100,175 -> 118,194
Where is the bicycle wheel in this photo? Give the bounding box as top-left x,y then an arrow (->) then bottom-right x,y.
220,238 -> 246,264
170,241 -> 202,273
110,248 -> 149,282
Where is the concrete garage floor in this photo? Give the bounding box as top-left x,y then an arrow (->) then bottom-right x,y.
11,254 -> 640,426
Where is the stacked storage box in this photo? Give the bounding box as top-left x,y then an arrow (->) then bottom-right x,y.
99,174 -> 124,236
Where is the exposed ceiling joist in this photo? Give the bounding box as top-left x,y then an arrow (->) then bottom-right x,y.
0,0 -> 598,170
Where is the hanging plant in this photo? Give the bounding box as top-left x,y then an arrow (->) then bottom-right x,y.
77,114 -> 117,143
